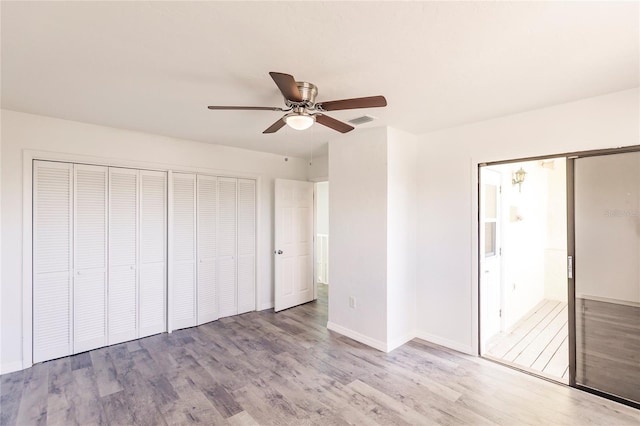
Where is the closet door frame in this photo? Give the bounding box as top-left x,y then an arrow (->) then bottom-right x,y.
23,151 -> 261,369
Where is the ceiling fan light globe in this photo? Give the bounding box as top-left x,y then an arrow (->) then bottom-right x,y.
285,113 -> 315,130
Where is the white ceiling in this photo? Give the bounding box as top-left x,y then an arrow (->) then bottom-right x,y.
2,1 -> 638,158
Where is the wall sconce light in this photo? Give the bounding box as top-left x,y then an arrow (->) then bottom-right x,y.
512,167 -> 527,192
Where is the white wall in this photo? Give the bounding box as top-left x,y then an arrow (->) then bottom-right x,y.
386,128 -> 418,349
327,126 -> 418,352
0,109 -> 308,373
328,127 -> 389,349
315,181 -> 329,285
308,154 -> 328,182
416,88 -> 640,354
328,128 -> 387,349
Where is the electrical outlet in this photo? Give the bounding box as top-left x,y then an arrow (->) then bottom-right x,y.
349,296 -> 357,309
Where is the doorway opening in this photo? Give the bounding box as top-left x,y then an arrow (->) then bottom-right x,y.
480,158 -> 569,383
314,181 -> 329,316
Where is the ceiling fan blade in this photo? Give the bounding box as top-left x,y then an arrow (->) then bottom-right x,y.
263,118 -> 286,134
316,95 -> 387,111
315,114 -> 355,133
208,106 -> 284,111
269,72 -> 303,102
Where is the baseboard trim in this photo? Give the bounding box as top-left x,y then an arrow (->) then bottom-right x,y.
326,321 -> 388,352
259,301 -> 274,311
1,360 -> 24,375
413,330 -> 475,355
387,330 -> 418,352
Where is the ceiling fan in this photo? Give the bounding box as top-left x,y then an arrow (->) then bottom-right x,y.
207,72 -> 387,134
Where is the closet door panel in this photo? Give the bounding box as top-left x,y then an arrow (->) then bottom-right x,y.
33,161 -> 73,362
197,175 -> 218,325
108,168 -> 138,345
139,171 -> 167,337
172,173 -> 197,329
237,179 -> 256,314
218,177 -> 238,318
73,164 -> 108,353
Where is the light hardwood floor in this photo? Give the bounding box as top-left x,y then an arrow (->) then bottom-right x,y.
485,299 -> 569,383
1,286 -> 638,425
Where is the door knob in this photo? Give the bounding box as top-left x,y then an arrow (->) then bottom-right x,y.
276,250 -> 283,255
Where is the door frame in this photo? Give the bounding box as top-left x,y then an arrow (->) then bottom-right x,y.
476,144 -> 640,408
313,180 -> 330,300
22,150 -> 262,370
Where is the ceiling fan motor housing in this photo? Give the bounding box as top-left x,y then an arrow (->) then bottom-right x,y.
287,81 -> 318,107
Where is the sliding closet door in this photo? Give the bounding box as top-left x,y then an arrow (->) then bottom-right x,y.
197,175 -> 218,324
33,161 -> 74,363
139,170 -> 167,337
237,179 -> 256,314
73,164 -> 108,353
218,177 -> 238,318
108,168 -> 138,345
172,173 -> 197,329
574,151 -> 640,404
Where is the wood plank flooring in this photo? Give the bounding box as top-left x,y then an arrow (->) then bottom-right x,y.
486,299 -> 569,383
2,286 -> 639,425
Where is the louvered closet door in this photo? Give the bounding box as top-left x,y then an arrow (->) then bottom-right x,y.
108,168 -> 138,345
33,161 -> 74,363
172,173 -> 197,329
74,164 -> 108,353
218,177 -> 238,318
139,170 -> 167,338
237,179 -> 256,314
197,175 -> 218,324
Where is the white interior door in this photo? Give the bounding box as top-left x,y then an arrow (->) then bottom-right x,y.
172,173 -> 197,330
108,167 -> 139,345
33,161 -> 74,362
139,170 -> 167,337
73,164 -> 108,353
237,179 -> 256,314
218,177 -> 238,318
480,168 -> 503,348
197,174 -> 218,324
275,179 -> 314,312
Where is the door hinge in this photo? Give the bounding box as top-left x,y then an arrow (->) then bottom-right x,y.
499,309 -> 502,318
499,247 -> 502,256
499,186 -> 502,194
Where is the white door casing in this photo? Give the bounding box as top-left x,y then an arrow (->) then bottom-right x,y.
275,179 -> 314,312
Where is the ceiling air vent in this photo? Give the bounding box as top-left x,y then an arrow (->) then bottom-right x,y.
348,115 -> 376,126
